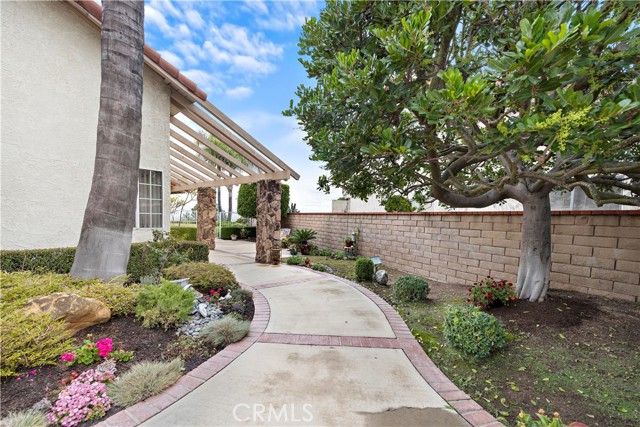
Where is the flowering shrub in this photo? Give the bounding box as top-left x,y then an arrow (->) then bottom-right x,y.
467,276 -> 517,308
516,409 -> 567,427
48,369 -> 115,427
209,287 -> 223,302
61,338 -> 133,366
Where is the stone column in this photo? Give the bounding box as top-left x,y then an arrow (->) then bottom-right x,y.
197,187 -> 216,250
255,180 -> 281,263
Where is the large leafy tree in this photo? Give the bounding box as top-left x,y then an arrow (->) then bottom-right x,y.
286,1 -> 640,301
71,0 -> 145,280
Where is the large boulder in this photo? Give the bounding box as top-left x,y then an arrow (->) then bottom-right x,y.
23,293 -> 111,334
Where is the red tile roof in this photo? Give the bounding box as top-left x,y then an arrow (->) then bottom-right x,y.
74,0 -> 207,102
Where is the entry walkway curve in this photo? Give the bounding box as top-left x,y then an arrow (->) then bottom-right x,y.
100,241 -> 502,427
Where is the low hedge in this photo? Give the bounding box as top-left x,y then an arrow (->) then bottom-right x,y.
170,226 -> 197,241
0,241 -> 209,282
220,226 -> 256,240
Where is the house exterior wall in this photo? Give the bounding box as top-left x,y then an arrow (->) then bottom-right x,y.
283,211 -> 640,302
0,1 -> 171,250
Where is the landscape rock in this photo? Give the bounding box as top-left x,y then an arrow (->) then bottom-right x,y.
198,303 -> 208,317
22,292 -> 111,334
375,270 -> 389,285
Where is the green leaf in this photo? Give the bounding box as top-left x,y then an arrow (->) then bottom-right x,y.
520,18 -> 532,40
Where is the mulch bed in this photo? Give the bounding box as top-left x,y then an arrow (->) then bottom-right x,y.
1,300 -> 254,423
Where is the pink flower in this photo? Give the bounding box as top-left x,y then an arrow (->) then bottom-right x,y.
95,338 -> 112,359
61,353 -> 76,363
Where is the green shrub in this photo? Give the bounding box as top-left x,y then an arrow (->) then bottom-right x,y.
1,409 -> 48,427
355,258 -> 374,281
202,316 -> 250,348
383,195 -> 414,212
0,271 -> 139,316
290,229 -> 317,243
443,304 -> 507,358
74,283 -> 141,316
392,275 -> 430,302
163,262 -> 239,295
107,359 -> 184,407
0,239 -> 209,283
170,226 -> 196,241
285,256 -> 305,265
310,248 -> 333,257
135,281 -> 195,330
0,247 -> 76,274
1,309 -> 74,376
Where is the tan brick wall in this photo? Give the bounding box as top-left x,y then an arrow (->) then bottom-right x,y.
284,211 -> 640,302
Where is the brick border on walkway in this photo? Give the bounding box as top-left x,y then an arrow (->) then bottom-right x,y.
99,262 -> 503,427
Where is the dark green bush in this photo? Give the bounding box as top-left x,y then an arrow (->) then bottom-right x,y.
0,239 -> 208,283
443,304 -> 507,358
355,258 -> 374,281
135,281 -> 195,330
163,262 -> 239,295
285,256 -> 305,265
384,195 -> 414,212
170,226 -> 196,241
392,275 -> 430,302
0,247 -> 76,274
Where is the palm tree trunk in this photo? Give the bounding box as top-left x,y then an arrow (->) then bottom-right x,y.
227,185 -> 233,222
70,0 -> 144,281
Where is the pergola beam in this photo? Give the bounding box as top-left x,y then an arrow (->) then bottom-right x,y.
172,170 -> 291,192
170,130 -> 238,178
170,145 -> 221,181
172,93 -> 277,175
171,117 -> 254,176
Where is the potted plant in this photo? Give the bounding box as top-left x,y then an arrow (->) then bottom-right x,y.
344,236 -> 353,247
230,234 -> 238,241
289,244 -> 298,255
290,229 -> 317,255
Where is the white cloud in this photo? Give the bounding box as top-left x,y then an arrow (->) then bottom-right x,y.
174,40 -> 206,66
158,50 -> 184,69
181,69 -> 225,95
242,0 -> 269,15
184,9 -> 205,29
255,1 -> 319,32
209,23 -> 283,59
225,86 -> 254,100
231,55 -> 276,75
145,5 -> 172,34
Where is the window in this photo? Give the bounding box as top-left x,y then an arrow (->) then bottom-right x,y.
138,169 -> 163,228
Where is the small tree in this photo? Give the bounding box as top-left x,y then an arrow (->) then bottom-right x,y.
287,1 -> 640,302
237,183 -> 257,219
237,182 -> 290,219
384,195 -> 414,212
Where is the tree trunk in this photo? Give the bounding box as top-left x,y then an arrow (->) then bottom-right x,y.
197,187 -> 216,250
227,185 -> 233,222
516,193 -> 552,302
71,0 -> 144,281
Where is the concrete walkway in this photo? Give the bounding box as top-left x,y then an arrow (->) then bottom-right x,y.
101,241 -> 502,427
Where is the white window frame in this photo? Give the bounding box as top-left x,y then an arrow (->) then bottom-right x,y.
136,168 -> 164,229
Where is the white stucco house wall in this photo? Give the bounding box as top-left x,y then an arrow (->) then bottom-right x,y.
0,1 -> 207,250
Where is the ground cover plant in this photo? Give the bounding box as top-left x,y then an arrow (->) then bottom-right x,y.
1,267 -> 254,425
304,255 -> 640,426
163,262 -> 239,295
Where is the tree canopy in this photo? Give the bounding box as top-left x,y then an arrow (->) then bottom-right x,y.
286,0 -> 640,301
287,1 -> 639,207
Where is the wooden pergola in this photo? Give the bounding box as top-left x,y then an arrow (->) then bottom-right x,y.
168,91 -> 299,193
69,0 -> 300,263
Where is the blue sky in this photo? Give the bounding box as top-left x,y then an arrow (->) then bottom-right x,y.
143,0 -> 342,212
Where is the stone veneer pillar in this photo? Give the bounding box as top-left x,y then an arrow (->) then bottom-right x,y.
255,180 -> 281,263
196,187 -> 216,250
